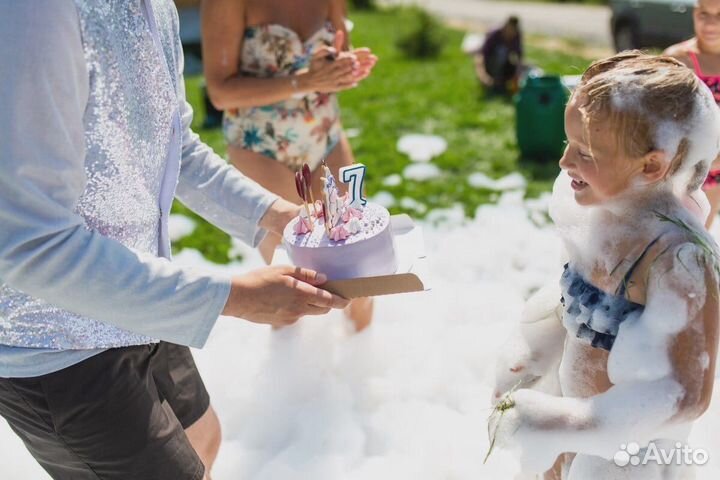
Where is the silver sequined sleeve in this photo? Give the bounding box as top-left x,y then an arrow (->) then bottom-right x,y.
0,1 -> 229,348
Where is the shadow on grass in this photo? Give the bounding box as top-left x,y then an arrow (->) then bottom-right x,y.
475,84 -> 516,104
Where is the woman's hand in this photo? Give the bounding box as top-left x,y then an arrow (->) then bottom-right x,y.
300,48 -> 359,94
298,30 -> 377,94
351,47 -> 378,82
338,26 -> 378,85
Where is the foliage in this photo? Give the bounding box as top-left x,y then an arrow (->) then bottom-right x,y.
348,0 -> 376,10
395,6 -> 447,59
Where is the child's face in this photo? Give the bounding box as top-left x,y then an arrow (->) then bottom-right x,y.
694,0 -> 720,48
559,94 -> 645,206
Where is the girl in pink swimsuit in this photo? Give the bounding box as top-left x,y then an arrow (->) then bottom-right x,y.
665,0 -> 720,227
687,50 -> 720,188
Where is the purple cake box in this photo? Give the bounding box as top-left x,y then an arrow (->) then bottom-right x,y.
272,214 -> 430,299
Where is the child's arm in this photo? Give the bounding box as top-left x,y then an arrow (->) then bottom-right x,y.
493,282 -> 567,402
493,243 -> 719,473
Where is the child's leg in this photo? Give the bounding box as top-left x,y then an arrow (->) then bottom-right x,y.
543,453 -> 574,480
345,296 -> 373,332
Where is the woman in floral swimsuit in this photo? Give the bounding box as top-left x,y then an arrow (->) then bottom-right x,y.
202,0 -> 377,330
666,0 -> 720,228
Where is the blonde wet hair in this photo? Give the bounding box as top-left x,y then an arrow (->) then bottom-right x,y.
576,51 -> 716,192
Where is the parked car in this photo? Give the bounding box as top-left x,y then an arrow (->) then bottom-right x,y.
610,0 -> 694,51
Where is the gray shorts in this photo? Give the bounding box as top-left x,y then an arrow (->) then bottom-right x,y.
0,342 -> 210,479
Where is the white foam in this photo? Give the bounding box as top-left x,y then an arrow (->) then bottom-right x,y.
397,134 -> 447,163
168,213 -> 196,241
370,191 -> 396,208
701,351 -> 711,371
382,174 -> 403,187
461,33 -> 484,54
468,172 -> 527,191
403,163 -> 442,182
345,127 -> 362,139
399,197 -> 427,214
425,203 -> 466,228
493,377 -> 688,474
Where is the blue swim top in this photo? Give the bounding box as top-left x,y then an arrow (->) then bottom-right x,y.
560,236 -> 662,351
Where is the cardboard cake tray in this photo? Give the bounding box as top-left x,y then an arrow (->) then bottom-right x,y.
272,214 -> 430,298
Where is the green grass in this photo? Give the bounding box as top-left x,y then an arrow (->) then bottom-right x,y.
173,7 -> 594,263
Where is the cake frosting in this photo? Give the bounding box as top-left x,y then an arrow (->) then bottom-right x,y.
282,163 -> 398,280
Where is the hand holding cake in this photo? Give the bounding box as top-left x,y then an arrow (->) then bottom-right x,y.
222,265 -> 349,328
218,193 -> 349,328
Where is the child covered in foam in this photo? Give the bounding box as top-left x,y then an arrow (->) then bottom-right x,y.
490,52 -> 720,479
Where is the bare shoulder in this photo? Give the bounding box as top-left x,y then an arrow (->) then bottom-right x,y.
649,229 -> 718,291
201,0 -> 244,21
625,225 -> 718,304
201,0 -> 246,84
201,0 -> 245,43
664,40 -> 696,67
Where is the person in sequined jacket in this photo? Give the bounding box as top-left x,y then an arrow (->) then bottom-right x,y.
0,2 -> 348,479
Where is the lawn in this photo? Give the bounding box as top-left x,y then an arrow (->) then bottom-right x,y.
174,6 -> 594,263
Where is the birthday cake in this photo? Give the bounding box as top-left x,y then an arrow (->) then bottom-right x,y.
282,163 -> 398,280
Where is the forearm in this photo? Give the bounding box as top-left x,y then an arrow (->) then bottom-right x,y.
0,218 -> 230,347
495,284 -> 565,397
329,0 -> 350,50
207,73 -> 313,110
258,197 -> 302,236
518,284 -> 566,371
508,378 -> 686,465
175,140 -> 279,246
176,73 -> 283,246
495,321 -> 564,398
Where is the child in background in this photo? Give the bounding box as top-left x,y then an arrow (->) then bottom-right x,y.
665,0 -> 720,228
491,52 -> 720,480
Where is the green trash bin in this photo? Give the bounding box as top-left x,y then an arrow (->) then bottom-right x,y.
515,75 -> 569,162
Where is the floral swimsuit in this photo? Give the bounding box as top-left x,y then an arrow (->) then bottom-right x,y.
223,23 -> 341,171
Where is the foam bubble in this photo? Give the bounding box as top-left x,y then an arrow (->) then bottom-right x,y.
168,214 -> 196,241
397,134 -> 447,163
403,163 -> 442,182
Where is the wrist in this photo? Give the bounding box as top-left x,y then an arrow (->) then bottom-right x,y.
259,198 -> 301,236
222,276 -> 248,318
295,71 -> 313,94
289,75 -> 301,97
